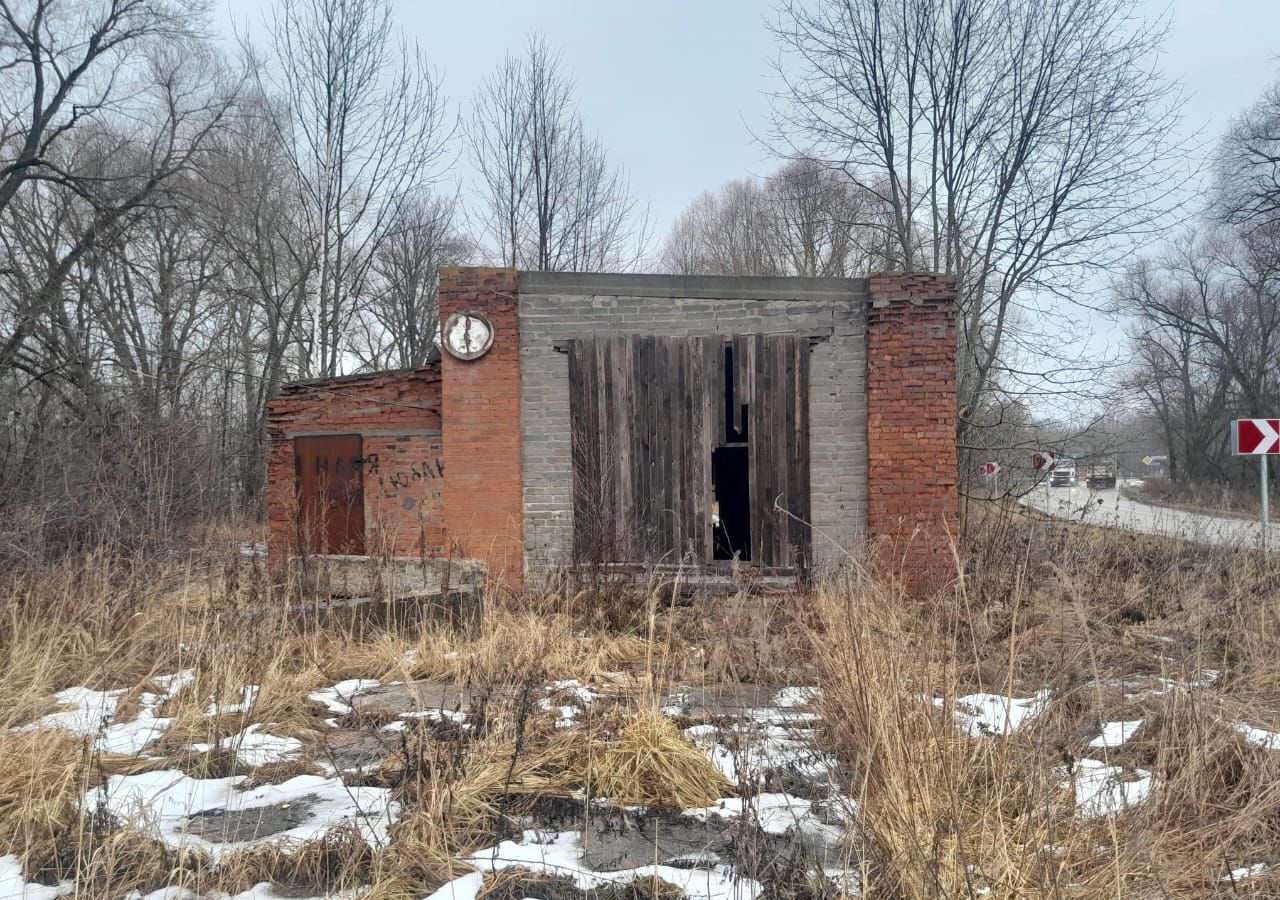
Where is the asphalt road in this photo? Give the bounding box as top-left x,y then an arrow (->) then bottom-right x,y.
1020,481 -> 1268,549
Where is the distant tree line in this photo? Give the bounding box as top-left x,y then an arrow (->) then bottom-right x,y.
0,0 -> 1212,550
1116,78 -> 1280,488
0,1 -> 654,552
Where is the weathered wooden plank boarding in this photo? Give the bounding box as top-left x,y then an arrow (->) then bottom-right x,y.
266,269 -> 959,595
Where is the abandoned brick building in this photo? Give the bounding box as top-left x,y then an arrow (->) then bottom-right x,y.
266,267 -> 958,592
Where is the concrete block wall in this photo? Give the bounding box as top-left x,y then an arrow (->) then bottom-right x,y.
265,368 -> 446,559
516,272 -> 871,577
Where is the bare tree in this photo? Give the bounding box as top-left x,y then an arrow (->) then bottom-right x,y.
1216,80 -> 1280,231
0,40 -> 237,393
0,0 -> 198,217
662,180 -> 780,276
661,160 -> 886,277
770,0 -> 1187,439
1115,226 -> 1280,484
352,194 -> 470,370
468,33 -> 645,272
253,0 -> 451,378
0,4 -> 235,381
198,97 -> 313,465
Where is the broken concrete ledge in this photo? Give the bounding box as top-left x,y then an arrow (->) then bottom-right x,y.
283,554 -> 486,631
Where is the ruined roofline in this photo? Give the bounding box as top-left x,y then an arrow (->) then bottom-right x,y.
280,357 -> 441,393
517,270 -> 871,302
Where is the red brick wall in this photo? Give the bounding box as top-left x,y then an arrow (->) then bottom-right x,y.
266,367 -> 446,560
438,267 -> 525,592
866,273 -> 959,591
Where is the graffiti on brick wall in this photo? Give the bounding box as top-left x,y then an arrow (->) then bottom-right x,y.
387,458 -> 445,489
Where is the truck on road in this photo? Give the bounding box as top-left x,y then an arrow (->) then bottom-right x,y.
1050,457 -> 1077,487
1085,456 -> 1118,490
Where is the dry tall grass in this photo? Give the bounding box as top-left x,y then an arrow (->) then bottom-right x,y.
807,513 -> 1280,897
3,511 -> 1280,897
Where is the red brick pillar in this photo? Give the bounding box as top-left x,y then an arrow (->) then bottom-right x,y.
866,273 -> 959,592
439,267 -> 525,593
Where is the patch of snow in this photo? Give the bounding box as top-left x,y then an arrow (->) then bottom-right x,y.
206,685 -> 259,717
154,670 -> 196,696
547,679 -> 601,705
682,722 -> 835,785
1190,669 -> 1221,690
27,686 -> 123,736
1063,759 -> 1153,819
1089,720 -> 1143,750
308,679 -> 381,716
23,672 -> 197,756
536,697 -> 580,729
1222,863 -> 1270,883
129,885 -> 366,900
468,829 -> 761,900
85,770 -> 398,858
97,708 -> 173,756
661,692 -> 690,717
683,724 -> 719,742
191,724 -> 304,768
741,708 -> 822,725
686,793 -> 848,852
401,708 -> 468,726
0,854 -> 69,899
772,686 -> 819,708
421,871 -> 484,900
940,689 -> 1050,737
1233,722 -> 1280,751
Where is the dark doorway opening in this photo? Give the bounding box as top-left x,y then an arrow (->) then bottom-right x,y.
713,342 -> 751,561
712,445 -> 750,560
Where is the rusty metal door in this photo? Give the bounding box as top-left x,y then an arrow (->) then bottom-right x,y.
294,434 -> 365,554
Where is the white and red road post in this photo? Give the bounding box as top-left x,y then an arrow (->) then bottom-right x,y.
1231,419 -> 1280,560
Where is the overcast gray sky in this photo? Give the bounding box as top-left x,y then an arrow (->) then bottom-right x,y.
218,0 -> 1280,241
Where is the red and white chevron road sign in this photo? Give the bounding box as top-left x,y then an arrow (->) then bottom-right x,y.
1232,419 -> 1280,455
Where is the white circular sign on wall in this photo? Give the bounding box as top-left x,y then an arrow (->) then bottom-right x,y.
443,311 -> 495,360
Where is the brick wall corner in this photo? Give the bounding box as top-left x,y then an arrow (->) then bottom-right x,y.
439,267 -> 525,593
865,271 -> 959,593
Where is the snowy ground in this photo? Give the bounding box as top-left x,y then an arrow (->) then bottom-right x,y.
7,650 -> 1280,898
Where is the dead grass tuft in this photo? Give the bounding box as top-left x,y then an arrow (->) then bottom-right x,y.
0,730 -> 95,878
586,705 -> 732,808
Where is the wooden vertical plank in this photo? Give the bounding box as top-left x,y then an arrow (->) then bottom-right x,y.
690,337 -> 706,562
643,335 -> 660,559
781,335 -> 797,565
760,336 -> 777,565
711,337 -> 725,447
766,336 -> 787,567
737,335 -> 747,437
793,337 -> 811,570
661,337 -> 677,560
568,339 -> 592,561
772,336 -> 789,567
598,337 -> 616,558
612,337 -> 627,557
634,335 -> 650,558
739,335 -> 757,563
675,337 -> 686,560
